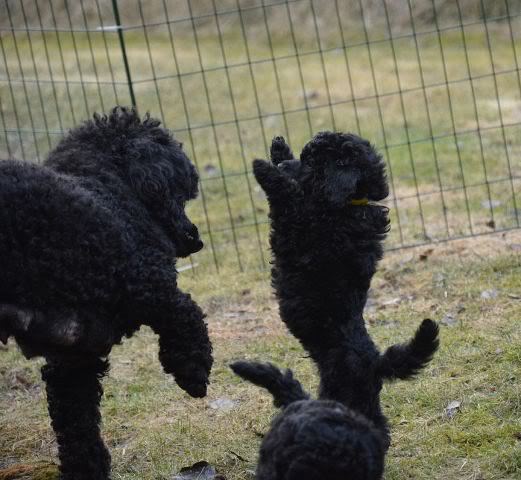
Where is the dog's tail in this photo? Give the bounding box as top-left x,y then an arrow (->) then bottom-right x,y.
270,136 -> 295,165
376,319 -> 440,381
231,361 -> 309,408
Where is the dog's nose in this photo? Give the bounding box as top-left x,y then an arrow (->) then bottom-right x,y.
186,224 -> 203,253
192,239 -> 204,253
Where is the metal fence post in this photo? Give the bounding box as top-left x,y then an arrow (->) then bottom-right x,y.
111,0 -> 137,108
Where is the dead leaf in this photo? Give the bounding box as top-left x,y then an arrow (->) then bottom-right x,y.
445,400 -> 461,418
380,297 -> 402,307
173,461 -> 225,480
209,397 -> 238,411
228,451 -> 248,462
7,369 -> 35,390
419,248 -> 434,261
441,313 -> 457,327
480,289 -> 499,300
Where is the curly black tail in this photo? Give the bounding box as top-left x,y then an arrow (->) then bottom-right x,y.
231,361 -> 309,408
376,319 -> 440,380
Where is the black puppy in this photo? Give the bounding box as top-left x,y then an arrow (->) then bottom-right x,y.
252,132 -> 439,445
231,316 -> 437,479
0,107 -> 212,479
232,361 -> 387,480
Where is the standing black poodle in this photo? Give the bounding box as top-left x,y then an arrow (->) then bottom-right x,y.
231,361 -> 387,480
245,132 -> 439,475
232,316 -> 438,479
0,107 -> 212,480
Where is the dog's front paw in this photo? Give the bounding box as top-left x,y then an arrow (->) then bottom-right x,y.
252,159 -> 278,195
173,363 -> 210,398
158,345 -> 212,398
253,159 -> 300,203
270,136 -> 294,165
252,158 -> 274,182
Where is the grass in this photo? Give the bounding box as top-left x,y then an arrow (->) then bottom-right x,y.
1,12 -> 521,479
1,20 -> 521,275
1,232 -> 520,479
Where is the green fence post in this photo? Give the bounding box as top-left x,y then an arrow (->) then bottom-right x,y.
111,0 -> 136,107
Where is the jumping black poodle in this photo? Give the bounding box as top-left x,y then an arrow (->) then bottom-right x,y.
0,107 -> 212,480
231,360 -> 387,480
249,132 -> 439,462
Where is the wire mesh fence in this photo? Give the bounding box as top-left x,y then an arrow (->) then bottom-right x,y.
1,0 -> 520,274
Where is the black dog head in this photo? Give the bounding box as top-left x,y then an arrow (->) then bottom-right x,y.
124,127 -> 203,258
57,107 -> 204,257
230,361 -> 387,480
256,399 -> 386,480
300,131 -> 389,207
254,132 -> 389,210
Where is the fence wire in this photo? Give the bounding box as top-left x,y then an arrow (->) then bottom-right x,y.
1,0 -> 520,274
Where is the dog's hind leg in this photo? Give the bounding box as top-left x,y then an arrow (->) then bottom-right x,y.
41,357 -> 111,480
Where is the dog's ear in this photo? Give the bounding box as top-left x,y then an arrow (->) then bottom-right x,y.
253,159 -> 301,203
127,139 -> 203,256
127,140 -> 173,206
270,136 -> 295,165
376,319 -> 439,381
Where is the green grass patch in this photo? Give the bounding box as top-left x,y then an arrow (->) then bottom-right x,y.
1,233 -> 520,479
1,26 -> 520,272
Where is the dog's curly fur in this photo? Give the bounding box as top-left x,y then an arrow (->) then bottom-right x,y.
231,361 -> 386,480
0,107 -> 212,479
247,132 -> 439,476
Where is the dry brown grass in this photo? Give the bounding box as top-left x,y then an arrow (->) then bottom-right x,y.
4,232 -> 520,479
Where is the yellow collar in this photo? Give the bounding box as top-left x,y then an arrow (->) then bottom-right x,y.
350,198 -> 369,206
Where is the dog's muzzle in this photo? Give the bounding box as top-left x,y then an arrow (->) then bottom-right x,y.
184,224 -> 204,253
176,222 -> 203,257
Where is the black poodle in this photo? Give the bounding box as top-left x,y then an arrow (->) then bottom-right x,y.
251,132 -> 439,446
0,107 -> 212,480
231,361 -> 386,480
232,318 -> 438,478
